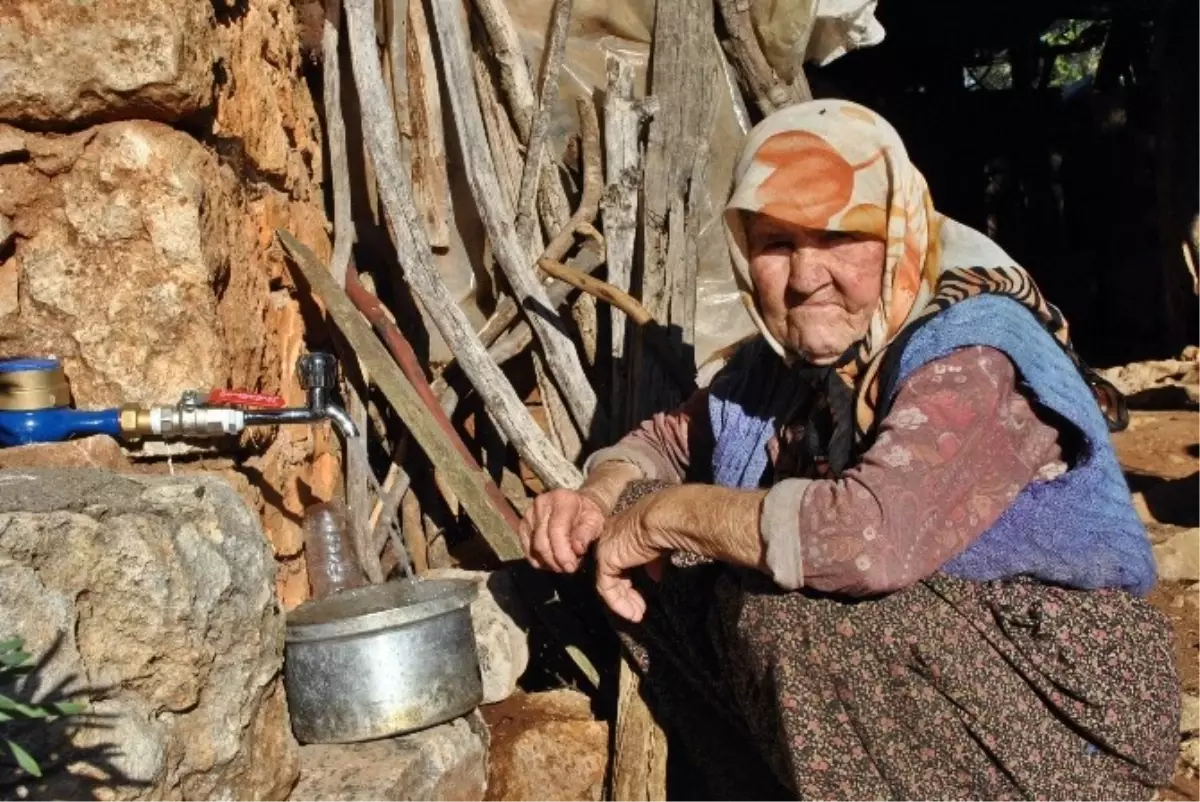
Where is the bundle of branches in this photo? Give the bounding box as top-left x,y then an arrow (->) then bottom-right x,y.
281,0 -> 811,795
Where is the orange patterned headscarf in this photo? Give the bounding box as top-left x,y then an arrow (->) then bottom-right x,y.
723,100 -> 1125,469
725,99 -> 946,366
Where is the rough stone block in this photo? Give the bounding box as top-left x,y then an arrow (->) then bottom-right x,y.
423,568 -> 530,705
0,468 -> 298,799
290,713 -> 488,801
482,690 -> 608,802
0,0 -> 214,126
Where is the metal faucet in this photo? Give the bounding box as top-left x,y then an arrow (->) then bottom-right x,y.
243,353 -> 359,440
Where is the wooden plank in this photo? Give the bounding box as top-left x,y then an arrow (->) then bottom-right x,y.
634,0 -> 719,424
610,659 -> 668,801
602,55 -> 641,432
406,0 -> 451,250
385,0 -> 411,171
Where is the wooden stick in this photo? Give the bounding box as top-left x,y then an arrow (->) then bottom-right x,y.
385,0 -> 411,170
323,0 -> 355,287
406,0 -> 451,250
369,434 -> 410,544
544,96 -> 603,263
428,0 -> 604,442
342,0 -> 581,490
714,32 -> 753,134
537,258 -> 696,394
715,0 -> 811,115
473,45 -> 527,216
1183,238 -> 1198,295
534,351 -> 583,461
343,261 -> 526,534
468,0 -> 536,137
513,0 -> 573,249
609,659 -> 667,801
400,486 -> 428,572
321,0 -> 380,583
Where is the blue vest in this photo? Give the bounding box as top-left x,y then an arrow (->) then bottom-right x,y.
884,295 -> 1154,595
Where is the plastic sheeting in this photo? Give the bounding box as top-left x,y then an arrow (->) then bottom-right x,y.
427,0 -> 884,366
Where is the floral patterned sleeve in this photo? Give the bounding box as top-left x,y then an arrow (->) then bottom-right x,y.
760,346 -> 1066,596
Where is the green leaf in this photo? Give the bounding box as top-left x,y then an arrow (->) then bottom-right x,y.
51,701 -> 86,716
0,638 -> 23,655
0,695 -> 47,719
0,651 -> 31,668
0,711 -> 11,723
6,740 -> 41,778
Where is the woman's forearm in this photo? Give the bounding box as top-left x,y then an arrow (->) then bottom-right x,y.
641,484 -> 769,571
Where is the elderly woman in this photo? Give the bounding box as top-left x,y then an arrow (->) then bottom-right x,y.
519,101 -> 1179,799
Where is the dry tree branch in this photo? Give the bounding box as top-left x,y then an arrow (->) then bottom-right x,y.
343,0 -> 582,489
428,0 -> 604,441
513,0 -> 574,249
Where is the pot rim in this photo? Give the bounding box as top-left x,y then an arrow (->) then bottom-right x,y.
285,577 -> 478,642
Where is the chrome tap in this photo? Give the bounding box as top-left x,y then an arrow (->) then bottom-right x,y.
117,353 -> 360,441
242,353 -> 360,440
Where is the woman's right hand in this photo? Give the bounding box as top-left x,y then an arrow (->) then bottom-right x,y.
519,489 -> 607,574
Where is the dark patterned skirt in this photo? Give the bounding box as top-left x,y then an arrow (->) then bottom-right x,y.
616,556 -> 1180,800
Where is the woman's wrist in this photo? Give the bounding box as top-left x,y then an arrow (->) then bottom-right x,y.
578,460 -> 645,516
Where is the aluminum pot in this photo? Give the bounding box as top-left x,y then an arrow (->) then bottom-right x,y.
284,577 -> 482,744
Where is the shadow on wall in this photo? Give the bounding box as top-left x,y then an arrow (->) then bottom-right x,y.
0,634 -> 150,802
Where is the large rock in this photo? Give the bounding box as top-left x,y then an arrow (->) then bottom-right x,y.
290,714 -> 488,801
423,569 -> 530,705
482,690 -> 608,802
0,468 -> 298,799
0,121 -> 227,406
0,435 -> 131,471
0,0 -> 214,126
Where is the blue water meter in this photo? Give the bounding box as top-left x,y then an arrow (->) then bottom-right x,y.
0,357 -> 120,446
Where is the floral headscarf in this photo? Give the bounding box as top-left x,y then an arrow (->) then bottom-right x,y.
723,100 -> 1124,472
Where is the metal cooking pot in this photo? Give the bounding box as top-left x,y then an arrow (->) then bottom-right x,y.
284,577 -> 482,744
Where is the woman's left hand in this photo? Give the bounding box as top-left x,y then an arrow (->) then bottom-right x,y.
593,483 -> 770,622
594,494 -> 671,623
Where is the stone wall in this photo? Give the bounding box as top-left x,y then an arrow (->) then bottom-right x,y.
0,0 -> 335,608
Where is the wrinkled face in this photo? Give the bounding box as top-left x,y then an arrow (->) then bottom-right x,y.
746,213 -> 886,364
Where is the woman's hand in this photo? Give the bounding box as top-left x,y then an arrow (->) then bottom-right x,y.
520,461 -> 646,573
594,484 -> 770,622
594,494 -> 669,623
519,489 -> 607,573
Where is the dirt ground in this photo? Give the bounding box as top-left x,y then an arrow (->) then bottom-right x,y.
1112,410 -> 1199,800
